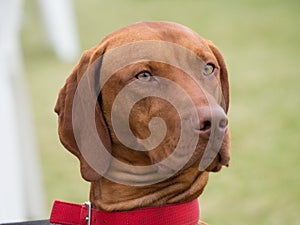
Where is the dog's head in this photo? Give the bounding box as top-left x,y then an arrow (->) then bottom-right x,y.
55,21 -> 230,184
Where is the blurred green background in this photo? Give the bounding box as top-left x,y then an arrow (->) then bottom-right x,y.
21,0 -> 300,224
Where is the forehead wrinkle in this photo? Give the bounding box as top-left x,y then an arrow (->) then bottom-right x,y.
102,22 -> 211,58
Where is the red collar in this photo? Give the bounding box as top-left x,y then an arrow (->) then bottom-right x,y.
50,199 -> 200,225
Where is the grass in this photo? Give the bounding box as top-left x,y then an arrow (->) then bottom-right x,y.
21,0 -> 300,224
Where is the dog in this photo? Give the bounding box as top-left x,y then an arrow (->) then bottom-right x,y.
54,21 -> 230,225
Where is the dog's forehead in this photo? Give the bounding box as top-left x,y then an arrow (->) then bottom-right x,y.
102,21 -> 211,55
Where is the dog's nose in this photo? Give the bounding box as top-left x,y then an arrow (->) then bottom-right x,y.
196,106 -> 228,136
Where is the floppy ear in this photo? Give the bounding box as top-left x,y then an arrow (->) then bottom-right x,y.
54,48 -> 112,182
207,41 -> 230,113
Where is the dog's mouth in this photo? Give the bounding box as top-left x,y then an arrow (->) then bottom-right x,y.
209,153 -> 230,172
153,138 -> 230,174
189,106 -> 230,172
141,105 -> 230,175
202,132 -> 230,172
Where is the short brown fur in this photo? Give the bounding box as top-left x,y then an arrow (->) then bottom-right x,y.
55,21 -> 230,224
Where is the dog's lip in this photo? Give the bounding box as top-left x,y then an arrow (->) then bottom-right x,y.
211,162 -> 223,172
220,156 -> 230,167
214,153 -> 230,171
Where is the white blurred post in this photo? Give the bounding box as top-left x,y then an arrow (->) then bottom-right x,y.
0,0 -> 80,222
38,0 -> 80,62
0,0 -> 45,222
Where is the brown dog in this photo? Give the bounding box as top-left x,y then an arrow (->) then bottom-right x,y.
55,21 -> 230,225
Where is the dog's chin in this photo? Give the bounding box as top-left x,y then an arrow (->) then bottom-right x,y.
204,149 -> 230,173
205,158 -> 224,172
149,133 -> 230,175
187,139 -> 230,173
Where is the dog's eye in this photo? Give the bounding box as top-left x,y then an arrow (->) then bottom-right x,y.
136,71 -> 152,81
203,64 -> 215,76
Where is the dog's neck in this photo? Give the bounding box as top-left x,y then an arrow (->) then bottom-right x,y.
89,167 -> 209,211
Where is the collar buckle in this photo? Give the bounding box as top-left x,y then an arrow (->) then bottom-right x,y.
84,201 -> 92,225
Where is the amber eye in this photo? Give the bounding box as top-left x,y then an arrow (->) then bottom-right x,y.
136,71 -> 152,81
203,64 -> 215,76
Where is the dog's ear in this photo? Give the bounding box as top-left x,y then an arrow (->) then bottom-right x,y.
55,47 -> 112,182
207,41 -> 230,113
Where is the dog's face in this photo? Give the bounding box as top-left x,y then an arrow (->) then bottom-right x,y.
55,21 -> 230,183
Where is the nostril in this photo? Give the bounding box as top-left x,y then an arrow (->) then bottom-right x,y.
200,120 -> 211,132
219,118 -> 228,129
195,106 -> 228,135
